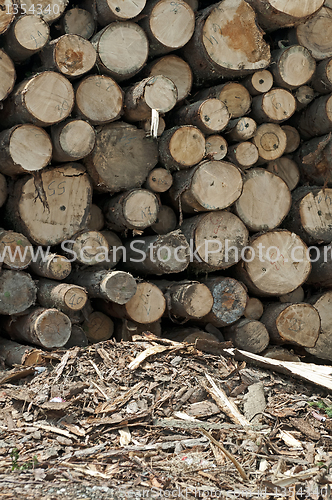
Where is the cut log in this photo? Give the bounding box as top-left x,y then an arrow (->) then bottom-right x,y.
0,48 -> 15,102
283,186 -> 332,244
82,311 -> 114,343
225,117 -> 257,143
181,211 -> 249,272
199,276 -> 248,327
246,0 -> 324,31
288,6 -> 332,60
60,7 -> 95,39
242,70 -> 273,96
233,230 -> 311,296
0,71 -> 74,128
122,230 -> 190,275
251,123 -> 287,161
102,189 -> 159,232
124,76 -> 177,122
0,124 -> 52,175
281,125 -> 301,154
36,279 -> 87,313
183,0 -> 198,11
5,307 -> 71,349
0,338 -> 35,367
169,160 -> 243,213
266,156 -> 300,191
244,297 -> 264,320
74,75 -> 123,125
223,319 -> 269,354
295,85 -> 315,111
311,57 -> 332,94
0,174 -> 8,208
173,98 -> 230,135
306,244 -> 332,287
144,168 -> 173,193
182,0 -> 270,82
271,46 -> 316,90
262,347 -> 300,362
298,94 -> 332,139
305,292 -> 332,361
98,230 -> 123,269
0,229 -> 32,270
91,22 -> 148,81
86,204 -> 104,231
167,328 -> 218,344
84,121 -> 158,192
95,0 -> 146,24
279,286 -> 304,303
29,253 -> 71,281
3,15 -> 50,62
139,0 -> 195,56
294,134 -> 332,186
0,270 -> 36,314
113,319 -> 161,341
139,117 -> 166,137
195,82 -> 251,119
6,163 -> 92,246
68,269 -> 137,304
64,230 -> 109,266
234,168 -> 291,232
51,119 -> 95,163
250,88 -> 296,124
64,325 -> 88,348
18,0 -> 69,23
0,0 -> 14,35
227,142 -> 259,169
205,135 -> 227,160
151,206 -> 177,235
144,55 -> 192,101
260,303 -> 320,347
158,126 -> 206,170
153,280 -> 213,320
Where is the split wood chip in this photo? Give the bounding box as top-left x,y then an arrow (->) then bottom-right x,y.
95,381 -> 144,414
25,423 -> 77,440
128,344 -> 181,370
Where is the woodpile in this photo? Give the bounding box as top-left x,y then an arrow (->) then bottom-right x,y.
1,0 -> 332,364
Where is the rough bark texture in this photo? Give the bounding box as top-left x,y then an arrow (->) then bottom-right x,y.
224,318 -> 269,354
151,206 -> 177,235
298,94 -> 332,138
306,292 -> 332,361
294,134 -> 332,186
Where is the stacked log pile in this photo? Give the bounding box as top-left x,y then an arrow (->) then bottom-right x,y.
1,0 -> 332,365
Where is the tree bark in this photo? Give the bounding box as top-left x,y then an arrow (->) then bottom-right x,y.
205,135 -> 228,160
166,327 -> 219,344
158,125 -> 206,170
226,142 -> 259,169
0,270 -> 36,314
95,0 -> 146,25
242,70 -> 273,96
306,244 -> 332,287
64,325 -> 88,348
59,7 -> 95,39
144,168 -> 173,193
36,279 -> 87,313
3,15 -> 50,62
113,319 -> 161,341
0,229 -> 32,270
244,297 -> 264,320
271,46 -> 316,90
250,88 -> 296,124
51,119 -> 95,163
298,94 -> 332,138
225,117 -> 257,143
294,134 -> 332,186
0,174 -> 7,208
82,310 -> 114,343
223,319 -> 269,353
29,253 -> 72,281
0,124 -> 52,175
251,123 -> 287,161
312,57 -> 332,93
195,82 -> 251,119
173,98 -> 230,135
151,206 -> 177,235
295,85 -> 315,111
266,156 -> 300,191
281,125 -> 301,153
86,204 -> 104,232
305,291 -> 332,361
0,48 -> 15,102
0,337 -> 35,367
279,286 -> 304,303
144,55 -> 192,102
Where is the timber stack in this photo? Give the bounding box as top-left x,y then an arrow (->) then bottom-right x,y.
1,0 -> 332,365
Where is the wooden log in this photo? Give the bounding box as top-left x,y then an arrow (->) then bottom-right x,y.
279,286 -> 304,303
183,0 -> 198,11
294,134 -> 332,186
4,307 -> 71,349
0,71 -> 74,128
7,164 -> 92,246
144,55 -> 192,102
74,75 -> 123,126
0,337 -> 36,367
122,230 -> 190,275
242,70 -> 273,96
250,88 -> 296,124
227,142 -> 259,169
288,6 -> 332,61
298,94 -> 332,139
3,15 -> 50,63
84,121 -> 158,192
0,124 -> 52,175
68,269 -> 137,304
225,117 -> 257,143
59,7 -> 95,39
182,0 -> 270,82
305,292 -> 332,361
144,168 -> 173,193
260,303 -> 320,348
281,125 -> 301,154
244,297 -> 264,320
151,206 -> 177,235
266,156 -> 300,191
0,0 -> 14,35
18,0 -> 69,24
173,98 -> 230,135
283,186 -> 332,244
251,123 -> 287,161
102,189 -> 159,232
29,253 -> 71,281
124,76 -> 177,122
233,230 -> 311,297
262,347 -> 300,362
205,135 -> 227,160
167,328 -> 219,344
64,325 -> 88,348
98,230 -> 123,269
246,0 -> 324,31
311,57 -> 332,94
306,244 -> 332,287
295,85 -> 315,111
0,48 -> 15,102
51,119 -> 95,163
199,277 -> 248,327
271,46 -> 316,90
36,279 -> 87,313
82,311 -> 114,343
0,174 -> 8,208
113,319 -> 161,341
181,211 -> 249,272
139,117 -> 166,137
223,319 -> 269,354
139,0 -> 195,56
195,82 -> 251,119
91,22 -> 148,81
153,280 -> 213,320
0,229 -> 32,270
95,0 -> 146,25
86,204 -> 104,231
0,270 -> 36,314
234,168 -> 291,232
158,126 -> 206,170
64,230 -> 109,266
169,160 -> 243,213
96,282 -> 166,324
